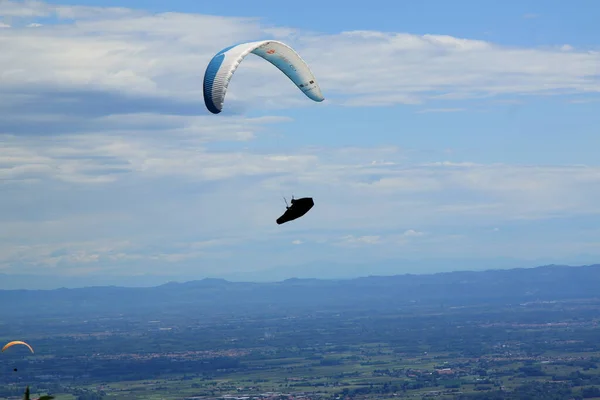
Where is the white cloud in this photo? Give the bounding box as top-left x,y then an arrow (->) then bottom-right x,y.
3,124 -> 600,273
416,108 -> 466,113
338,235 -> 382,246
4,125 -> 600,268
0,1 -> 598,115
338,231 -> 422,245
403,229 -> 425,237
560,44 -> 574,52
568,98 -> 598,104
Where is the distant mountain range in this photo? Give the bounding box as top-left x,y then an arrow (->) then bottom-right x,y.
0,256 -> 581,290
1,263 -> 599,320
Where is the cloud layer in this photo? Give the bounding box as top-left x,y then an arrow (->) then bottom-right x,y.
1,1 -> 599,280
1,0 -> 599,114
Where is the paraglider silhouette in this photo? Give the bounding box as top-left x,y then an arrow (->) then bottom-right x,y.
276,196 -> 314,225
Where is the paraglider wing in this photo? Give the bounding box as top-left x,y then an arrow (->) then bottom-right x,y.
277,197 -> 314,225
2,341 -> 34,354
203,40 -> 324,114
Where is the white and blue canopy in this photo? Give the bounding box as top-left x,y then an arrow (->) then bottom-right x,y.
203,40 -> 325,114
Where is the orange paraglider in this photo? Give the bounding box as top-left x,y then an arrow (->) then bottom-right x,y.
2,340 -> 34,354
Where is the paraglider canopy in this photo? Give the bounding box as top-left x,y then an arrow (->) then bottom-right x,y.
2,341 -> 34,354
277,196 -> 314,225
203,40 -> 324,114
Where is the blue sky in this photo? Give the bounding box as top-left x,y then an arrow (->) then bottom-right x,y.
1,0 -> 599,287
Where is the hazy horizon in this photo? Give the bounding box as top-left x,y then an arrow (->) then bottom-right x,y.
1,260 -> 599,291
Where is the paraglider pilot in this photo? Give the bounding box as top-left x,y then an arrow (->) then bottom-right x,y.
277,196 -> 314,225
